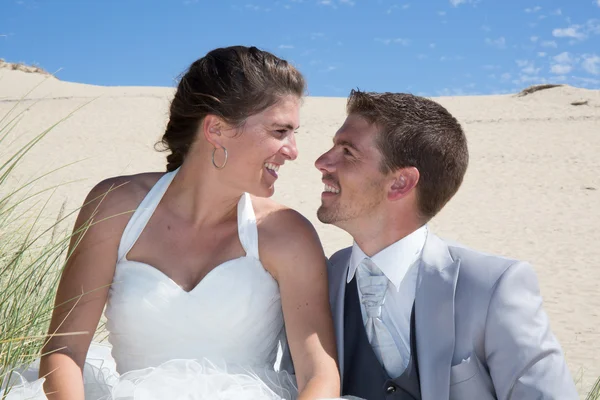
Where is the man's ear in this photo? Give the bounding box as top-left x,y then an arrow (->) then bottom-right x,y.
388,167 -> 419,201
202,115 -> 225,148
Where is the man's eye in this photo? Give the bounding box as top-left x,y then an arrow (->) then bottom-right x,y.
343,147 -> 352,156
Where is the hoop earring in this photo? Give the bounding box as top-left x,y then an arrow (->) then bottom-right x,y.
212,147 -> 228,169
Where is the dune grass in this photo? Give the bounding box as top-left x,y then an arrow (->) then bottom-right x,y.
587,376 -> 600,400
0,79 -> 97,397
0,59 -> 50,76
516,83 -> 564,97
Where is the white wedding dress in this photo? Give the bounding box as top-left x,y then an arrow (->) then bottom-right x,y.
2,168 -> 302,399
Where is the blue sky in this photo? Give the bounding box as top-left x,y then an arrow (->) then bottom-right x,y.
1,0 -> 599,97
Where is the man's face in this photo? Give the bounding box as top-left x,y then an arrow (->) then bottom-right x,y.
314,114 -> 389,229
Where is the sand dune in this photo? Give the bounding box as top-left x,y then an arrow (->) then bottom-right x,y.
1,66 -> 599,397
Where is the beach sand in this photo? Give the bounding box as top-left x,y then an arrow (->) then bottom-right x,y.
2,66 -> 599,397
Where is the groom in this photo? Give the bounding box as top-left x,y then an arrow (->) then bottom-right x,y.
311,90 -> 578,399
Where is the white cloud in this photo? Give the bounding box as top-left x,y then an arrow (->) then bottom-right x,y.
538,52 -> 547,57
516,59 -> 541,75
321,66 -> 337,72
436,87 -> 479,96
278,44 -> 294,49
541,40 -> 558,48
516,60 -> 530,68
530,36 -> 539,42
386,4 -> 408,13
553,52 -> 572,64
438,11 -> 446,16
430,43 -> 436,48
385,3 -> 410,14
582,54 -> 600,74
550,52 -> 579,75
339,0 -> 355,5
525,6 -> 542,13
522,64 -> 540,75
572,76 -> 600,85
481,25 -> 491,32
551,64 -> 572,74
513,75 -> 545,84
483,64 -> 501,70
485,37 -> 506,49
553,25 -> 586,40
587,19 -> 600,35
597,0 -> 600,6
449,0 -> 479,6
501,73 -> 511,81
552,8 -> 562,15
375,37 -> 410,46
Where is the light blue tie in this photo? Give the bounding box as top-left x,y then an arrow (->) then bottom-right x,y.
357,258 -> 403,377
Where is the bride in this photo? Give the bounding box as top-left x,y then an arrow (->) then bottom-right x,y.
10,46 -> 341,399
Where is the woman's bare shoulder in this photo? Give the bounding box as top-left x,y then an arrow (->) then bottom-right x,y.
79,171 -> 166,227
252,196 -> 324,264
252,197 -> 313,233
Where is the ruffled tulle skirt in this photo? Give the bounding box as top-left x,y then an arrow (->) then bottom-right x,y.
1,343 -> 300,400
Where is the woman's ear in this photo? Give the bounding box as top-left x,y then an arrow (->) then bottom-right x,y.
202,115 -> 224,148
388,167 -> 419,201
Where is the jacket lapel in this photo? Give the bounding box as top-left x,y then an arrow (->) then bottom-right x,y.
416,233 -> 460,400
327,248 -> 352,381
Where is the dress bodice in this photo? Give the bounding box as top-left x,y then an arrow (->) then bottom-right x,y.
104,169 -> 284,374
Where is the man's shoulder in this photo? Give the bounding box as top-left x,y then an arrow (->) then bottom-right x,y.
435,234 -> 530,289
328,246 -> 353,267
444,237 -> 520,268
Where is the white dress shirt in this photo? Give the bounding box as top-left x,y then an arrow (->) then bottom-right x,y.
347,224 -> 428,376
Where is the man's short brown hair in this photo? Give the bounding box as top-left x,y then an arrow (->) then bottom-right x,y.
346,89 -> 469,220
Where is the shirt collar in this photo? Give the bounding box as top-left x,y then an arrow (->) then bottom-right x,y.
347,225 -> 428,291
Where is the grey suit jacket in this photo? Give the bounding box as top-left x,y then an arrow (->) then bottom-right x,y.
281,232 -> 578,399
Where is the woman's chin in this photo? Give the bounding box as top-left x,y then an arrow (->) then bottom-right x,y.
259,186 -> 276,198
244,183 -> 275,199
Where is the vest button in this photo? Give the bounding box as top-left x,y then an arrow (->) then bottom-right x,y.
386,385 -> 397,394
